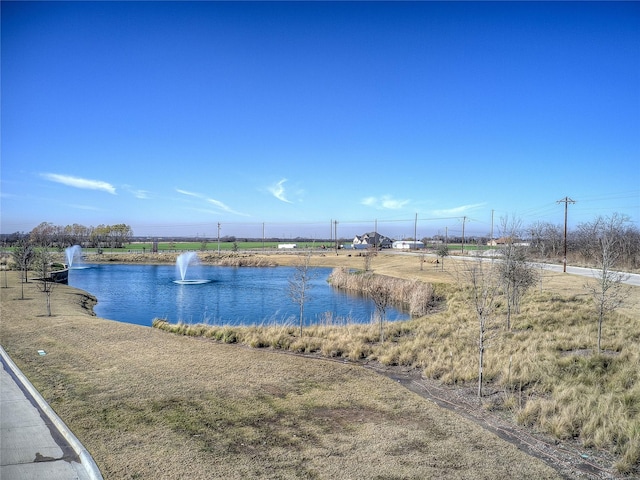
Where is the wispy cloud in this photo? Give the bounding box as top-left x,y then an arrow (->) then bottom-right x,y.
361,195 -> 409,210
206,198 -> 248,216
41,173 -> 116,194
431,203 -> 486,217
268,178 -> 293,203
176,188 -> 199,197
122,185 -> 150,199
176,188 -> 248,216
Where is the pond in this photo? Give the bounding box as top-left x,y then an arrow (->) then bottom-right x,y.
68,264 -> 409,327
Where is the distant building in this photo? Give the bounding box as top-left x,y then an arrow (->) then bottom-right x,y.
487,237 -> 530,247
278,243 -> 297,249
487,237 -> 512,246
352,232 -> 393,249
392,240 -> 425,250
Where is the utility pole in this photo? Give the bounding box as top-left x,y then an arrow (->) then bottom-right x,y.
461,216 -> 467,254
490,209 -> 494,244
414,213 -> 418,249
217,222 -> 221,255
375,219 -> 378,249
334,220 -> 338,255
556,197 -> 575,273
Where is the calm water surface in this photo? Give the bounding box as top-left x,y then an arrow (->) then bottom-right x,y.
68,264 -> 409,327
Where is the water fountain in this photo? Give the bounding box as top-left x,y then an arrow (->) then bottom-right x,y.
174,251 -> 211,284
65,245 -> 84,269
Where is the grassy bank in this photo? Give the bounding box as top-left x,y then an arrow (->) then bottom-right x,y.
153,255 -> 640,474
0,269 -> 565,479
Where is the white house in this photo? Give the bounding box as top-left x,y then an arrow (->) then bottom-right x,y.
392,240 -> 425,250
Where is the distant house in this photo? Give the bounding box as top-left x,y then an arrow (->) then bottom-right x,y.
487,237 -> 512,246
352,232 -> 393,249
392,240 -> 425,250
487,237 -> 530,247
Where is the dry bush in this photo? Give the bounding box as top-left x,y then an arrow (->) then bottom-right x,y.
327,267 -> 439,317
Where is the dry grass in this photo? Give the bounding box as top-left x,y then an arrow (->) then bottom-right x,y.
0,268 -> 564,480
152,252 -> 640,475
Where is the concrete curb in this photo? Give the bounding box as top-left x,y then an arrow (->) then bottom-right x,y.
0,345 -> 104,480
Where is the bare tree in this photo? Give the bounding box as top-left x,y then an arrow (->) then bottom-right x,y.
34,245 -> 57,316
12,238 -> 34,299
108,223 -> 133,248
367,275 -> 392,343
288,254 -> 315,337
582,214 -> 631,353
459,258 -> 501,400
529,222 -> 563,259
497,216 -> 537,330
362,247 -> 374,272
29,221 -> 56,246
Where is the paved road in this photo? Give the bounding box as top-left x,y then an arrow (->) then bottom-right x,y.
0,346 -> 103,480
533,262 -> 640,287
389,250 -> 640,287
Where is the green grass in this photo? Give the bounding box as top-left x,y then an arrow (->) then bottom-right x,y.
109,241 -> 334,252
0,241 -> 336,256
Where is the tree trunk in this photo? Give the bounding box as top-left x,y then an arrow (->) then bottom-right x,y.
597,306 -> 603,354
478,319 -> 484,399
478,343 -> 484,399
299,304 -> 304,337
506,290 -> 512,331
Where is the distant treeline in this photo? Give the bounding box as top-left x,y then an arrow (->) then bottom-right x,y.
2,222 -> 133,249
2,214 -> 638,270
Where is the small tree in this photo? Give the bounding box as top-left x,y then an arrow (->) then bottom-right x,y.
34,246 -> 56,316
458,259 -> 500,400
288,254 -> 315,336
12,239 -> 34,299
362,247 -> 374,272
368,275 -> 393,343
582,214 -> 631,353
497,216 -> 537,330
436,244 -> 449,271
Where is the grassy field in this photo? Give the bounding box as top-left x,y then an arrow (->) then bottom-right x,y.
151,251 -> 640,475
1,251 -> 639,478
1,240 -> 479,255
1,268 -> 564,479
97,241 -> 335,253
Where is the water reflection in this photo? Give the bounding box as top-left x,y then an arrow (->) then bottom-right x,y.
68,264 -> 409,327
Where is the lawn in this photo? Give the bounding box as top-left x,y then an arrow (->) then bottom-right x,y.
1,258 -> 566,480
2,251 -> 638,478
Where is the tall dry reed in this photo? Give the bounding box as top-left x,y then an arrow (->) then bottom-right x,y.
326,267 -> 438,317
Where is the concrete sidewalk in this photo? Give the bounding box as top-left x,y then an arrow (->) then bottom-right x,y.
0,346 -> 103,480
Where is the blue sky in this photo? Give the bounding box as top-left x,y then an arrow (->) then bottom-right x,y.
2,1 -> 639,240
